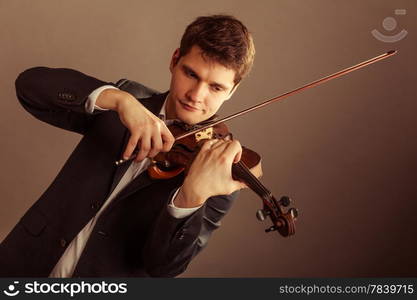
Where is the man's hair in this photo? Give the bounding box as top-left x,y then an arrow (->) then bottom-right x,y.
179,15 -> 255,85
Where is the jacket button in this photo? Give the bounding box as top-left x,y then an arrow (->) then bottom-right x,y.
91,201 -> 100,209
60,238 -> 67,247
177,228 -> 186,240
58,92 -> 75,101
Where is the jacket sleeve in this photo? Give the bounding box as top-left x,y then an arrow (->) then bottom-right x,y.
15,66 -> 113,134
142,191 -> 239,277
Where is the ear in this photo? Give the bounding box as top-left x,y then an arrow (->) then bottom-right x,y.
224,82 -> 240,101
169,48 -> 181,72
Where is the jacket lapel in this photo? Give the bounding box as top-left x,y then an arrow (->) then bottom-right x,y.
111,170 -> 154,202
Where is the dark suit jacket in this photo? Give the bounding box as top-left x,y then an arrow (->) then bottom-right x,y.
0,67 -> 237,277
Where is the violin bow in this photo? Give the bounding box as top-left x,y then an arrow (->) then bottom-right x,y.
175,50 -> 397,140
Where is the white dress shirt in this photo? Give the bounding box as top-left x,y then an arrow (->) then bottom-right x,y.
49,85 -> 201,277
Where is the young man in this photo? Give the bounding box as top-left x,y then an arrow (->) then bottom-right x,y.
0,15 -> 256,277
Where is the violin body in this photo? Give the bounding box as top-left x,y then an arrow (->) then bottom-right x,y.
149,121 -> 260,175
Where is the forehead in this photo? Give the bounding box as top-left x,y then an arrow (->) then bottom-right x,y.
179,46 -> 236,89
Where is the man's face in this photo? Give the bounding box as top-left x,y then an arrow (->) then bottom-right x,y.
166,45 -> 238,124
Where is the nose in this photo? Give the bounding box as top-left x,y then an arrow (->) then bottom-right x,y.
186,82 -> 206,104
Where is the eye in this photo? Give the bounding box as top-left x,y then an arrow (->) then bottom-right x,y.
211,85 -> 223,92
184,68 -> 197,79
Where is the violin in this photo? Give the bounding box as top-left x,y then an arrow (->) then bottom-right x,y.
115,50 -> 397,238
149,121 -> 298,237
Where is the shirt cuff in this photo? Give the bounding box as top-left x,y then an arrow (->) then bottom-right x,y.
167,188 -> 203,219
85,85 -> 119,114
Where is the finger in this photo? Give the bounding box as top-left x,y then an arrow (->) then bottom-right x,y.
233,141 -> 242,163
250,161 -> 263,178
123,133 -> 141,160
211,140 -> 242,163
220,140 -> 242,165
238,181 -> 248,190
136,132 -> 151,161
161,125 -> 175,152
229,180 -> 247,193
208,139 -> 232,154
148,133 -> 163,158
200,139 -> 219,151
210,139 -> 227,150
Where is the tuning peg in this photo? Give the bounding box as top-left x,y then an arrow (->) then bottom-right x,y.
265,226 -> 277,233
256,209 -> 270,221
288,207 -> 298,218
279,196 -> 291,207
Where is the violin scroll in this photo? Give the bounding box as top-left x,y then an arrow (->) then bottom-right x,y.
257,195 -> 298,237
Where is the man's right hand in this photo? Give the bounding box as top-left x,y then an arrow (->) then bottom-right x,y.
96,88 -> 175,162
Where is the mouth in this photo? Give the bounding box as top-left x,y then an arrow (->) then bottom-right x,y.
179,100 -> 200,112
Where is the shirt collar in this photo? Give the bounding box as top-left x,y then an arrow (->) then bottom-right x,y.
158,93 -> 179,125
157,93 -> 168,121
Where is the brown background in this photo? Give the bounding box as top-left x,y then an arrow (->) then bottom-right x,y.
1,0 -> 416,277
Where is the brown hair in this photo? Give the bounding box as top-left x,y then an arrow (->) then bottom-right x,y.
179,15 -> 255,85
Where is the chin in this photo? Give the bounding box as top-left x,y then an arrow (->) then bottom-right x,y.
177,113 -> 201,125
176,107 -> 204,125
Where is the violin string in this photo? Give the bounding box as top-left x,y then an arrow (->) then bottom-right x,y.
235,161 -> 272,200
239,165 -> 272,201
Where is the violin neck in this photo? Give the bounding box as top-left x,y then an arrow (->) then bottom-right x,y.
232,161 -> 273,201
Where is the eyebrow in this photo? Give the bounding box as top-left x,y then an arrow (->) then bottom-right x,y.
182,64 -> 229,91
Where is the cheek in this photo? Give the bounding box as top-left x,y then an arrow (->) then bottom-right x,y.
205,97 -> 225,114
173,78 -> 191,100
170,71 -> 183,92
